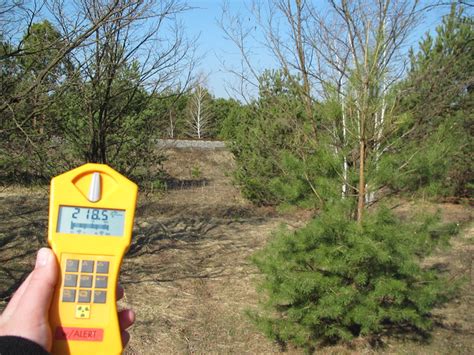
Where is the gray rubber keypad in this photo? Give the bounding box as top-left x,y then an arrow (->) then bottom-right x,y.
95,276 -> 108,289
65,259 -> 79,272
93,291 -> 107,304
62,258 -> 110,306
80,275 -> 93,288
62,289 -> 76,302
78,290 -> 91,303
81,260 -> 94,273
64,274 -> 78,287
96,261 -> 109,274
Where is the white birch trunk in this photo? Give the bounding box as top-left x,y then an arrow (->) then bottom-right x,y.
341,92 -> 348,198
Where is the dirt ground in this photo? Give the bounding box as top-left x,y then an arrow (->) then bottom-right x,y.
0,148 -> 472,354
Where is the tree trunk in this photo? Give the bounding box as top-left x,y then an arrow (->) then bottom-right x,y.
87,135 -> 99,163
99,129 -> 107,164
357,138 -> 365,223
341,90 -> 348,198
292,0 -> 313,122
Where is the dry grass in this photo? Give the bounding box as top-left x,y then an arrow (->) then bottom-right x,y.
0,187 -> 49,301
388,202 -> 474,354
0,149 -> 472,354
121,148 -> 306,354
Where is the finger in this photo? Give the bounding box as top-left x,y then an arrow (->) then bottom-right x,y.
2,273 -> 33,319
116,284 -> 124,301
121,330 -> 130,347
118,309 -> 135,330
15,248 -> 58,322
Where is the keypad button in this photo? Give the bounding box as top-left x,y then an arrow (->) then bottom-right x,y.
62,289 -> 76,302
80,275 -> 93,288
93,291 -> 107,304
96,261 -> 109,274
64,274 -> 78,287
65,259 -> 79,272
75,305 -> 91,319
78,290 -> 91,303
95,276 -> 108,289
81,260 -> 94,273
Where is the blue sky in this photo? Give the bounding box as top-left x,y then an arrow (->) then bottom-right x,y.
179,1 -> 458,99
179,1 -> 258,98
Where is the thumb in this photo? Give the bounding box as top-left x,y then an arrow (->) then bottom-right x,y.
16,248 -> 58,322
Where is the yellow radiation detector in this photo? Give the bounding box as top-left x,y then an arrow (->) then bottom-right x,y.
48,163 -> 138,355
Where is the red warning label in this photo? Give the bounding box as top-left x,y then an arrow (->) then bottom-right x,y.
55,327 -> 104,341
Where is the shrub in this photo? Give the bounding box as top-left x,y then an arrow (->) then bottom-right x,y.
249,203 -> 456,351
222,70 -> 335,207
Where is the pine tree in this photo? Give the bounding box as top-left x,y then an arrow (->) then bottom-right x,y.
250,202 -> 457,351
238,3 -> 468,351
393,4 -> 473,197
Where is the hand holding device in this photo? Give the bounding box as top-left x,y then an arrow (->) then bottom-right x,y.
48,164 -> 138,354
0,248 -> 135,353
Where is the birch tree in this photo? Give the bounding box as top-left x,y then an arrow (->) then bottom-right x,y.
221,0 -> 422,222
186,77 -> 212,139
320,0 -> 419,222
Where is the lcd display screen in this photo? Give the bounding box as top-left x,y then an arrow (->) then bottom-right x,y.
57,206 -> 125,236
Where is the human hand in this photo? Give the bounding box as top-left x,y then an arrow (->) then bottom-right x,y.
0,248 -> 135,351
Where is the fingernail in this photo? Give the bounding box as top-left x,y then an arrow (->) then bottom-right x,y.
36,248 -> 50,268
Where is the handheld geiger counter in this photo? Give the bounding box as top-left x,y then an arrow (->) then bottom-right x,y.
47,163 -> 138,355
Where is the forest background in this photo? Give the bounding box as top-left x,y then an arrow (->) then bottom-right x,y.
1,0 -> 473,352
